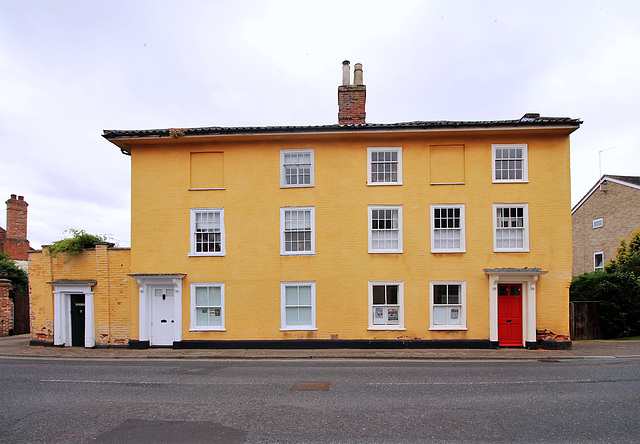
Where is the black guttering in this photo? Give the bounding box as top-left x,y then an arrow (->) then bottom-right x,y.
102,115 -> 582,141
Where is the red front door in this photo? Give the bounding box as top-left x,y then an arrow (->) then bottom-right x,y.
498,284 -> 523,346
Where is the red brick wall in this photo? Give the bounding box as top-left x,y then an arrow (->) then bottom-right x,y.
338,85 -> 366,125
4,195 -> 29,261
0,279 -> 13,337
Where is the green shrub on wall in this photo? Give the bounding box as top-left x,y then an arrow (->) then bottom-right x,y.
47,229 -> 109,257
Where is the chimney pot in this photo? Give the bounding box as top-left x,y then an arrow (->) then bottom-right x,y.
353,63 -> 363,85
10,194 -> 16,200
342,60 -> 351,86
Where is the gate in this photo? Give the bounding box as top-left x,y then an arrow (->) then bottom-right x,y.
10,291 -> 30,335
570,301 -> 601,340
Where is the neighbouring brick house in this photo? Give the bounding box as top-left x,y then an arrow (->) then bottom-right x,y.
30,61 -> 581,349
0,194 -> 31,336
572,175 -> 640,276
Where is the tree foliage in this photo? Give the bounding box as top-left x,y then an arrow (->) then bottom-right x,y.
0,253 -> 28,293
47,229 -> 109,257
570,229 -> 640,338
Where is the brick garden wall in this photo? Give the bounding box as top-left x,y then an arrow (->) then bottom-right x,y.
0,278 -> 13,336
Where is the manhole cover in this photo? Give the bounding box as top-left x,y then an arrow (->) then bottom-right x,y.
291,381 -> 331,391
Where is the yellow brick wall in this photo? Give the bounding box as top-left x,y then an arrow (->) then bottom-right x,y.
29,245 -> 131,345
129,129 -> 573,341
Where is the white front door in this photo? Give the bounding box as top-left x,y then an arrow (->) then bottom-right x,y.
150,287 -> 175,346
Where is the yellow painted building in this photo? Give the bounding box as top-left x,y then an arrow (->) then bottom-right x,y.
31,62 -> 581,349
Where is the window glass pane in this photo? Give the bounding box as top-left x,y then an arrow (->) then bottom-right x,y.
195,287 -> 208,306
298,286 -> 312,305
387,307 -> 399,325
209,308 -> 221,327
448,285 -> 459,304
209,287 -> 221,307
448,307 -> 461,325
196,308 -> 208,326
298,307 -> 312,325
434,285 -> 447,304
285,286 -> 298,306
433,306 -> 447,325
373,286 -> 385,305
387,285 -> 398,304
286,307 -> 298,325
511,285 -> 521,296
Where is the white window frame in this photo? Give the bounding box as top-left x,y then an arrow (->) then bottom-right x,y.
429,281 -> 467,330
280,207 -> 315,256
593,218 -> 604,229
493,203 -> 530,252
280,281 -> 317,331
431,204 -> 466,253
189,208 -> 225,257
367,147 -> 403,185
368,205 -> 403,253
280,149 -> 314,188
190,282 -> 225,331
368,281 -> 405,330
492,144 -> 528,183
594,252 -> 605,271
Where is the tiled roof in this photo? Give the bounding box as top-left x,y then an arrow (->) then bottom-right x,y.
103,114 -> 581,140
606,175 -> 640,186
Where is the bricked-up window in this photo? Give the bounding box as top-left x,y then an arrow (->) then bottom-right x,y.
368,205 -> 403,253
368,281 -> 404,330
190,208 -> 225,256
280,149 -> 314,188
430,281 -> 467,330
367,147 -> 402,185
493,203 -> 529,252
190,283 -> 225,331
281,282 -> 316,330
492,144 -> 528,182
594,252 -> 604,271
281,207 -> 315,255
431,204 -> 466,253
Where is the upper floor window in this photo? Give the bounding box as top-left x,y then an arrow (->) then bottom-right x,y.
190,208 -> 225,256
368,281 -> 404,330
594,252 -> 604,271
492,144 -> 528,183
190,283 -> 225,331
593,218 -> 604,229
493,203 -> 529,252
368,205 -> 403,253
431,204 -> 466,253
281,149 -> 314,188
281,207 -> 315,255
430,281 -> 467,330
367,147 -> 402,185
281,281 -> 316,330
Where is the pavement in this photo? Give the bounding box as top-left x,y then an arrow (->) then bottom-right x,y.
2,335 -> 640,360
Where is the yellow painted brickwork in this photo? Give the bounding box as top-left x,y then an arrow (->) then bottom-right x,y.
129,128 -> 573,341
29,245 -> 131,345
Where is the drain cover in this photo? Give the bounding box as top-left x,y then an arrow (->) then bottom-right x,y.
291,381 -> 331,391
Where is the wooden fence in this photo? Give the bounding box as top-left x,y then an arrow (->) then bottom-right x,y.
570,301 -> 601,340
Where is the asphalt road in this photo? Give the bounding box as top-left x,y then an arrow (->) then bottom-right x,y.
1,357 -> 639,443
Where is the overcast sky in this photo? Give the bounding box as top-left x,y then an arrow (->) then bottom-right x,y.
1,0 -> 639,249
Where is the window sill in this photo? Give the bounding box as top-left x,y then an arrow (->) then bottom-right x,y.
493,249 -> 530,253
367,182 -> 403,186
368,251 -> 403,254
279,327 -> 318,331
367,327 -> 406,331
188,253 -> 226,257
188,188 -> 226,191
430,182 -> 465,186
280,185 -> 315,189
189,328 -> 226,332
429,327 -> 468,331
281,252 -> 316,257
431,249 -> 466,254
492,180 -> 529,184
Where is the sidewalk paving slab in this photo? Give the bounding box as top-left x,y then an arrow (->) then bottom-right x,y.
1,335 -> 640,361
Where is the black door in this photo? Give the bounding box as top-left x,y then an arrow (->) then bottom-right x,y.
70,294 -> 85,347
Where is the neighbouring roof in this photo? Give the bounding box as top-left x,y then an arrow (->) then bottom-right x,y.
572,175 -> 640,214
103,114 -> 582,146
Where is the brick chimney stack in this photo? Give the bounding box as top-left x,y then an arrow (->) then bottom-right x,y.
4,195 -> 29,261
338,60 -> 366,125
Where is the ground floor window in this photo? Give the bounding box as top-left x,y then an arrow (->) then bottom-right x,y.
190,283 -> 225,331
281,282 -> 316,330
368,281 -> 404,330
430,281 -> 466,330
594,252 -> 604,271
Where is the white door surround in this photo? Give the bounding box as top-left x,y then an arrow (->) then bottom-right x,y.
48,280 -> 96,347
131,274 -> 185,346
484,268 -> 548,348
